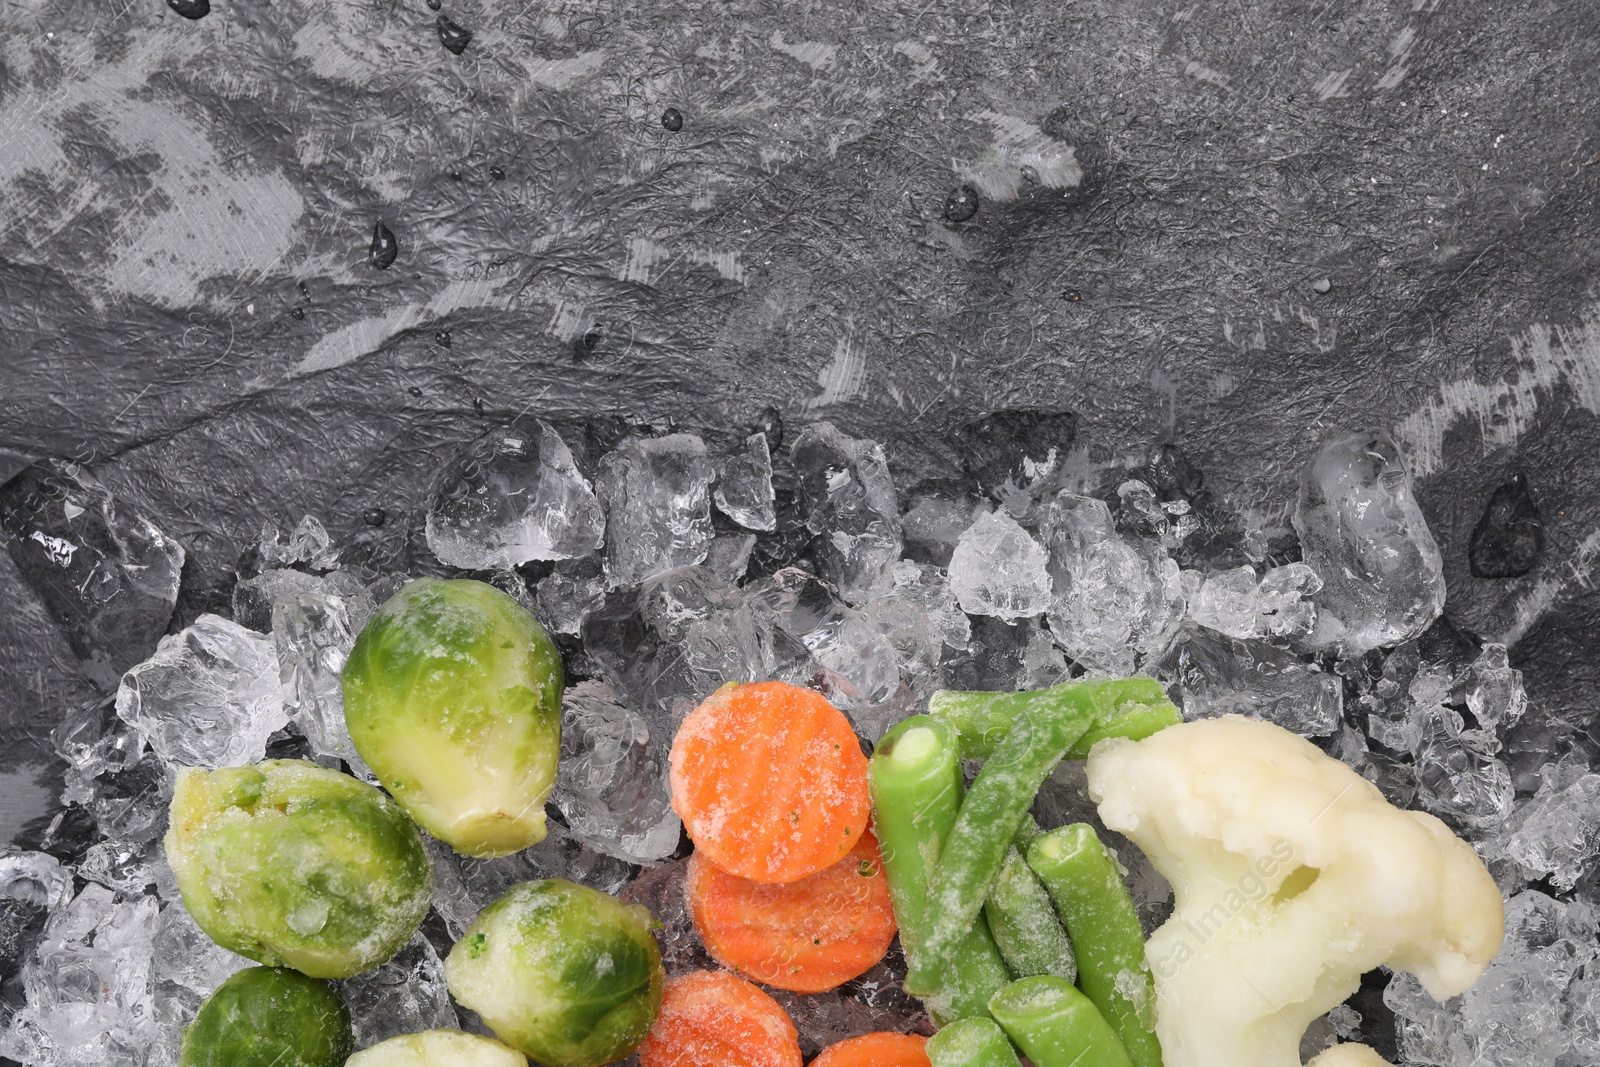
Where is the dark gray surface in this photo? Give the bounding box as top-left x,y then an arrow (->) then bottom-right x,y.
3,0 -> 1600,838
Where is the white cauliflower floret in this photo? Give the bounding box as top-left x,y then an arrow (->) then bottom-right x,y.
1086,715 -> 1504,1067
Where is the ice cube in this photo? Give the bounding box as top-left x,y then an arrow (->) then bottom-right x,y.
259,514 -> 340,571
338,932 -> 457,1049
551,682 -> 680,864
1186,563 -> 1322,641
596,434 -> 716,586
426,423 -> 606,569
704,532 -> 757,583
1292,430 -> 1445,655
115,614 -> 287,769
1039,491 -> 1185,674
0,460 -> 184,687
714,432 -> 777,531
53,696 -> 144,779
152,897 -> 248,996
1157,623 -> 1343,737
272,591 -> 370,775
1,884 -> 160,1067
1505,769 -> 1600,890
746,568 -> 898,706
948,510 -> 1053,620
790,423 -> 902,604
1464,643 -> 1527,732
533,556 -> 608,635
1469,472 -> 1543,579
1414,705 -> 1515,830
583,566 -> 812,729
0,852 -> 73,981
231,567 -> 369,633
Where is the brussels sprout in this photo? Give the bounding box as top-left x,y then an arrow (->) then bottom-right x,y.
343,578 -> 563,858
345,1029 -> 528,1067
165,760 -> 431,979
444,879 -> 664,1067
179,965 -> 352,1067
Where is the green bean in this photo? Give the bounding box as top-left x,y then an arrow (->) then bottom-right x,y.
905,696 -> 1095,996
925,1016 -> 1023,1067
988,976 -> 1134,1067
868,716 -> 1010,1024
1027,825 -> 1163,1067
928,678 -> 1177,761
984,846 -> 1076,983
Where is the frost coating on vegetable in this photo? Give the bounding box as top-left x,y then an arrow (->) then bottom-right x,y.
444,879 -> 664,1067
179,966 -> 352,1067
1086,716 -> 1504,1067
343,578 -> 563,857
345,1029 -> 527,1067
164,761 -> 431,979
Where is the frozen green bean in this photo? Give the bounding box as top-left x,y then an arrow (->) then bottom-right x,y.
928,678 -> 1177,761
868,716 -> 1010,1023
925,1016 -> 1023,1067
1027,825 -> 1162,1067
984,846 -> 1076,983
905,696 -> 1095,996
988,976 -> 1134,1067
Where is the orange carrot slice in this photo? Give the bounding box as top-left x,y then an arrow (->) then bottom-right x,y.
635,969 -> 802,1067
687,828 -> 896,993
670,681 -> 871,884
810,1032 -> 931,1067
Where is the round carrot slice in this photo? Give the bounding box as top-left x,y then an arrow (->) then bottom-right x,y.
810,1032 -> 931,1067
687,829 -> 896,993
670,681 -> 871,884
636,969 -> 802,1067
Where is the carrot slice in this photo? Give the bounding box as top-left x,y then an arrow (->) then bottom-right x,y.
810,1032 -> 931,1067
688,828 -> 897,993
670,681 -> 871,884
636,969 -> 802,1067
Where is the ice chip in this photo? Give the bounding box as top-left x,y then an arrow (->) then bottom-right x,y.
115,614 -> 286,769
1505,769 -> 1600,890
1465,642 -> 1527,732
948,510 -> 1053,620
596,434 -> 716,586
259,514 -> 339,571
338,932 -> 457,1050
900,490 -> 977,567
714,432 -> 777,531
1039,491 -> 1184,674
0,459 -> 184,687
1187,563 -> 1322,640
272,591 -> 370,774
704,531 -> 757,583
746,568 -> 899,707
534,555 -> 608,635
1414,705 -> 1515,830
231,566 -> 368,633
1157,623 -> 1343,736
1293,429 -> 1445,654
54,696 -> 144,779
552,681 -> 681,864
426,422 -> 606,569
790,422 -> 902,604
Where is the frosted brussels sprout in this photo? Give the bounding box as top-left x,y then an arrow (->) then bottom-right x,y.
165,760 -> 431,979
343,578 -> 563,857
345,1029 -> 527,1067
445,879 -> 664,1067
179,965 -> 352,1067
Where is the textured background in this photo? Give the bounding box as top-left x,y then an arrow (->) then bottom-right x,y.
3,0 -> 1600,842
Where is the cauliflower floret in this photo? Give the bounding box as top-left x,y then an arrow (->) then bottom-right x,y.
1086,715 -> 1504,1067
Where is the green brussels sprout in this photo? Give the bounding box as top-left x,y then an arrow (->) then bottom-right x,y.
444,880 -> 664,1067
345,1029 -> 528,1067
179,965 -> 352,1067
343,578 -> 563,858
165,760 -> 431,979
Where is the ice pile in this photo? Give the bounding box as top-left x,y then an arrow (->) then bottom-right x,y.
1159,623 -> 1342,736
1293,430 -> 1445,655
426,423 -> 605,569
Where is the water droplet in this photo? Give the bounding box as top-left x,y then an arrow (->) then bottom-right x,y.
1470,473 -> 1543,578
489,166 -> 505,181
752,406 -> 784,453
944,184 -> 979,223
1312,277 -> 1332,294
166,0 -> 209,19
473,397 -> 485,416
435,330 -> 452,348
362,508 -> 387,527
661,107 -> 684,132
369,221 -> 397,270
575,323 -> 604,359
425,0 -> 441,8
1063,288 -> 1083,302
1019,164 -> 1040,184
408,387 -> 423,398
290,307 -> 305,320
437,14 -> 472,55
